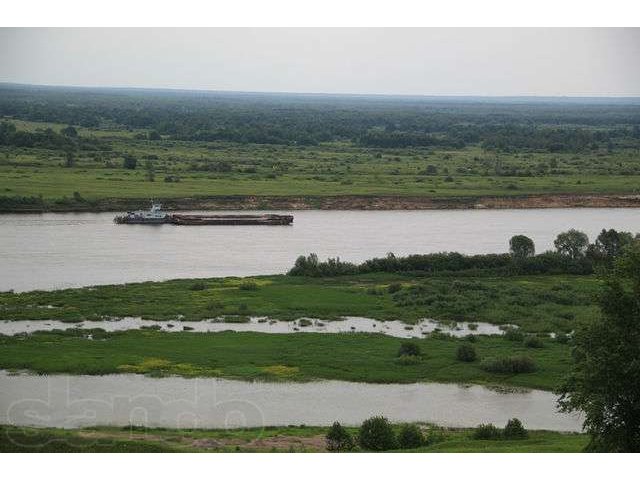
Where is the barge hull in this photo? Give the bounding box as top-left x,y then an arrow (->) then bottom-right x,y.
171,214 -> 293,226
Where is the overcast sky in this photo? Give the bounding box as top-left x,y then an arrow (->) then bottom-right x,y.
1,28 -> 639,96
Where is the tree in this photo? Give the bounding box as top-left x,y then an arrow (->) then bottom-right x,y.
589,229 -> 634,266
554,229 -> 589,259
358,416 -> 397,451
145,159 -> 155,182
123,154 -> 137,170
559,240 -> 640,452
64,150 -> 75,168
148,130 -> 162,141
61,125 -> 78,137
325,421 -> 354,452
397,424 -> 424,449
509,235 -> 535,259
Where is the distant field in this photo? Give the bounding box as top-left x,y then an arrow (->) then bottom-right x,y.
1,115 -> 639,210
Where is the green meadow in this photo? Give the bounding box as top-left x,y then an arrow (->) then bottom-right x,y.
0,273 -> 601,333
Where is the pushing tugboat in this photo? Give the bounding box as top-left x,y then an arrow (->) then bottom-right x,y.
114,203 -> 293,226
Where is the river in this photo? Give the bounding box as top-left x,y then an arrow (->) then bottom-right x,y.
0,371 -> 582,431
1,208 -> 638,292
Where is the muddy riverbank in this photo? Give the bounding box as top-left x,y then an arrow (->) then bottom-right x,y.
3,193 -> 640,213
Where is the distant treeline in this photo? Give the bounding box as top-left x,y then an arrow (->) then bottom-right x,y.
288,251 -> 594,277
288,229 -> 639,277
0,121 -> 105,151
1,84 -> 639,151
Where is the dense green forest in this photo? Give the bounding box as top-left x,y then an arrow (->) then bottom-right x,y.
2,83 -> 640,151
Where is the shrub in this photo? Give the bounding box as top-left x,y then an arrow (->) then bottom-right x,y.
503,328 -> 524,341
387,282 -> 402,293
555,332 -> 570,344
456,344 -> 478,362
358,416 -> 397,451
523,336 -> 544,348
480,356 -> 536,374
397,341 -> 421,357
503,418 -> 528,439
123,154 -> 137,170
472,423 -> 502,440
395,355 -> 420,366
189,282 -> 207,291
398,424 -> 424,449
239,280 -> 258,291
325,421 -> 354,452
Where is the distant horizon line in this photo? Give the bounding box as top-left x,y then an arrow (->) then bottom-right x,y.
2,81 -> 640,101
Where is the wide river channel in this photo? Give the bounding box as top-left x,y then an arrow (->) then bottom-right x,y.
2,208 -> 639,292
0,371 -> 582,431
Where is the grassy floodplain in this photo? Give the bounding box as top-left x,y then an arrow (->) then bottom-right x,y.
0,271 -> 597,389
0,328 -> 571,389
0,424 -> 588,453
3,133 -> 640,201
0,273 -> 601,333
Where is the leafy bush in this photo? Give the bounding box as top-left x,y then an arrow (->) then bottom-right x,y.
503,418 -> 528,439
503,328 -> 524,341
395,355 -> 420,366
239,281 -> 258,291
358,416 -> 397,451
555,332 -> 570,344
398,424 -> 424,449
189,282 -> 207,291
325,421 -> 354,452
456,344 -> 478,362
480,356 -> 536,374
288,253 -> 358,277
472,423 -> 502,440
397,341 -> 421,357
523,336 -> 544,348
387,282 -> 402,294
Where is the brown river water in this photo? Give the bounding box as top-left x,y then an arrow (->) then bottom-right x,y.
1,208 -> 639,292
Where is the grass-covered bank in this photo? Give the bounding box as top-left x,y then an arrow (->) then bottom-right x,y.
0,273 -> 600,333
0,329 -> 570,390
0,424 -> 588,453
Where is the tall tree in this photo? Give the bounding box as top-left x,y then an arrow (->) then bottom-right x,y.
589,229 -> 634,266
64,150 -> 75,168
509,235 -> 535,259
554,229 -> 589,259
123,154 -> 137,170
559,240 -> 640,451
145,159 -> 155,182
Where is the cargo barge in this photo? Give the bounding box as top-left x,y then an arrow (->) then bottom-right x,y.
114,203 -> 293,226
